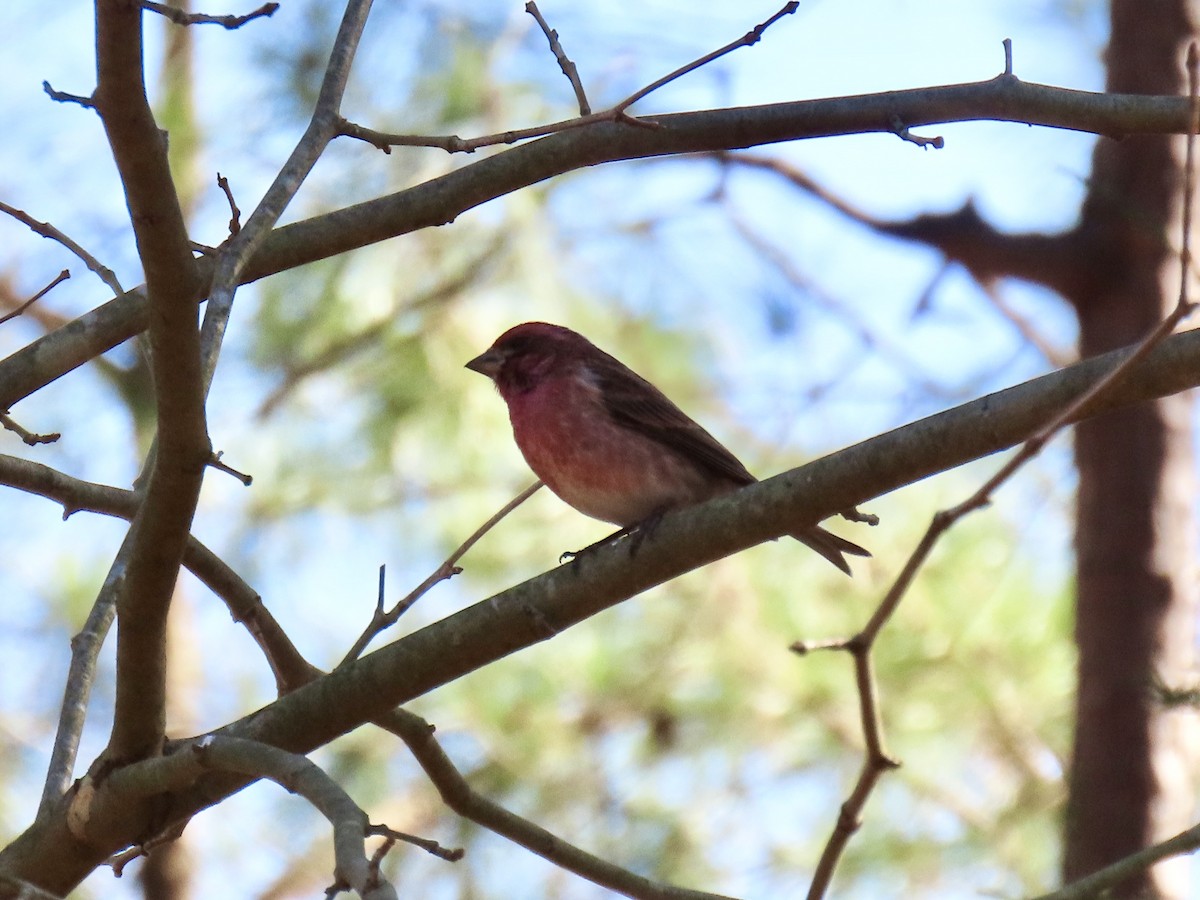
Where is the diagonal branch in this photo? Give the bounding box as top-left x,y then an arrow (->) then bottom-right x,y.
3,76 -> 1199,412
199,0 -> 374,395
0,270 -> 71,328
0,201 -> 124,295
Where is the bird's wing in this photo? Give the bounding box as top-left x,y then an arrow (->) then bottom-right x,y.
591,352 -> 756,486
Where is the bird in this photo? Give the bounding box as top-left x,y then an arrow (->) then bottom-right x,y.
466,322 -> 869,574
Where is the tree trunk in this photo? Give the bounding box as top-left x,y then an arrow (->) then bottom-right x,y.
1063,1 -> 1200,893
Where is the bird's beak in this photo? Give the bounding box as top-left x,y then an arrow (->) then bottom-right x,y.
465,348 -> 503,378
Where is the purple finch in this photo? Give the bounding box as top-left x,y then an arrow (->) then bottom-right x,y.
467,322 -> 869,574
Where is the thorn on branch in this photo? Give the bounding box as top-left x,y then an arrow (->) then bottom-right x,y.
840,506 -> 879,527
0,270 -> 70,327
788,638 -> 848,656
140,1 -> 280,29
890,115 -> 944,150
42,81 -> 95,109
208,451 -> 253,485
1002,37 -> 1014,77
1,410 -> 61,446
216,172 -> 242,236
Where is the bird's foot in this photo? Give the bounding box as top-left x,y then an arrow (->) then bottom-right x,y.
559,526 -> 632,564
624,509 -> 666,557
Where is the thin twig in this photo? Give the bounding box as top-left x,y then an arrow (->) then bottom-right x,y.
525,2 -> 590,115
0,200 -> 123,294
615,1 -> 798,113
889,114 -> 944,149
216,173 -> 242,236
337,1 -> 800,154
207,451 -> 253,485
0,410 -> 60,445
367,823 -> 463,862
378,708 -> 737,900
41,81 -> 95,108
199,0 -> 375,397
139,0 -> 279,29
339,481 -> 543,665
0,270 -> 70,327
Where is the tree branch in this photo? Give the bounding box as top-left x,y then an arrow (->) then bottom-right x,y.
9,324 -> 1200,892
80,735 -> 402,900
2,76 -> 1196,411
198,0 -> 374,395
94,0 -> 208,762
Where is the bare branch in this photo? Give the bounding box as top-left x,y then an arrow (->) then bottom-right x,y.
0,270 -> 70,327
90,735 -> 401,900
41,80 -> 95,109
525,1 -> 591,115
0,410 -> 60,445
378,709 -> 736,900
339,482 -> 543,664
366,824 -> 463,863
41,583 -> 118,816
139,1 -> 279,29
6,77 -> 1200,411
614,1 -> 798,113
1033,818 -> 1200,900
0,200 -> 124,295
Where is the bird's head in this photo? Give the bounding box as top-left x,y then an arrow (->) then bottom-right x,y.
466,322 -> 588,395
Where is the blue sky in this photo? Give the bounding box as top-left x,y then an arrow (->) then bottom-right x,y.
0,1 -> 1137,896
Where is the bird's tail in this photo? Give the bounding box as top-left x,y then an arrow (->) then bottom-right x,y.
793,526 -> 870,576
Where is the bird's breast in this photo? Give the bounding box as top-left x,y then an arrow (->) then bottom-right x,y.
505,375 -> 727,526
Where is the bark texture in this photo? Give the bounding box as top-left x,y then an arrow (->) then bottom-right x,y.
1063,1 -> 1200,893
